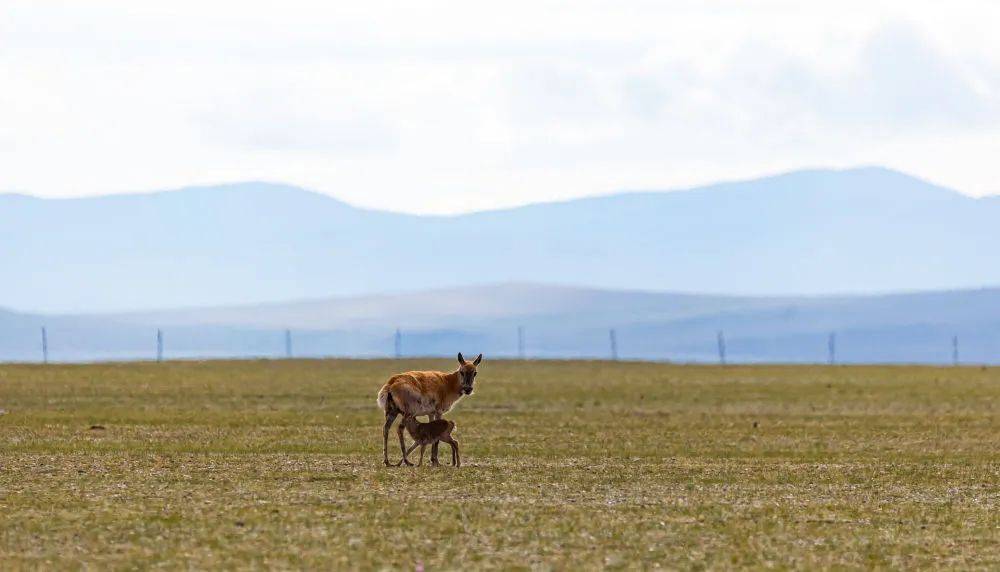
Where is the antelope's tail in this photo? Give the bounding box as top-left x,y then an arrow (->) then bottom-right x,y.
376,384 -> 390,411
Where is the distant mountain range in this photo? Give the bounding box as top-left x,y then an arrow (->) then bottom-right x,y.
3,166 -> 999,363
2,283 -> 999,364
4,166 -> 1000,313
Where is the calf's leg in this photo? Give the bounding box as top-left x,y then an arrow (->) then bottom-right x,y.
396,442 -> 419,467
429,412 -> 442,465
441,436 -> 460,467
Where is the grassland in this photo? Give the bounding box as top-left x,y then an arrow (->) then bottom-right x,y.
0,359 -> 998,569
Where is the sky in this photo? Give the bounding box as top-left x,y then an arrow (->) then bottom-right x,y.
3,1 -> 1000,214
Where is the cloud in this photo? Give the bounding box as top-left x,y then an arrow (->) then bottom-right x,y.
851,24 -> 996,127
198,110 -> 398,154
3,2 -> 1000,211
725,23 -> 999,134
506,21 -> 1000,167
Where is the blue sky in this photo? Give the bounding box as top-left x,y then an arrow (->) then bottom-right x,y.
3,1 -> 999,213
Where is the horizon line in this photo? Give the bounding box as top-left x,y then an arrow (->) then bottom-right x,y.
4,164 -> 996,218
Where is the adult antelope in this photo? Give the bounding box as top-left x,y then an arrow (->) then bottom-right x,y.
377,352 -> 482,466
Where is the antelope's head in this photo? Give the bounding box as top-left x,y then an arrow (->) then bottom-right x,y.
457,352 -> 482,395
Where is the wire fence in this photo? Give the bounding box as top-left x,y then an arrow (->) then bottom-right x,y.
1,324 -> 991,366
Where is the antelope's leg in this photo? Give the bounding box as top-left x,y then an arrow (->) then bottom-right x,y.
397,442 -> 419,467
397,423 -> 414,466
382,409 -> 399,466
429,412 -> 442,465
418,444 -> 426,467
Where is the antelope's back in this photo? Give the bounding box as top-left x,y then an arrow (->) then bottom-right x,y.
387,370 -> 449,392
381,370 -> 454,415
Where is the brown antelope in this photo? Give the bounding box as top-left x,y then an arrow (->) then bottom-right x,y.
377,352 -> 482,466
396,415 -> 460,467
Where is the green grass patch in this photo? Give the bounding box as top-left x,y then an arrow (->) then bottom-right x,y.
1,359 -> 999,568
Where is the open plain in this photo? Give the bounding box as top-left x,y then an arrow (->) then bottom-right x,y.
0,359 -> 998,568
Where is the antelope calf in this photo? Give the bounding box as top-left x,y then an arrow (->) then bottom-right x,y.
377,352 -> 482,466
396,415 -> 460,467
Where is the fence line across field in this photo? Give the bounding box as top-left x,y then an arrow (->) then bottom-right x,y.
20,325 -> 972,366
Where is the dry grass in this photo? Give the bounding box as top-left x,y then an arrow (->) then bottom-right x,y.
1,359 -> 999,569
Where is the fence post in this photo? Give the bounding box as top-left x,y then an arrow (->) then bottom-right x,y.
952,335 -> 959,366
517,326 -> 525,359
156,329 -> 163,362
828,332 -> 836,365
717,330 -> 726,365
41,326 -> 48,364
394,328 -> 402,359
285,329 -> 292,358
609,329 -> 618,361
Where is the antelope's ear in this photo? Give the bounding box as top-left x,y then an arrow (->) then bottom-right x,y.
457,352 -> 466,365
473,353 -> 482,366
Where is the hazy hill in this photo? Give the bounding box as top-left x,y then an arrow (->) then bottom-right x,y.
3,167 -> 999,313
4,284 -> 999,364
105,283 -> 791,330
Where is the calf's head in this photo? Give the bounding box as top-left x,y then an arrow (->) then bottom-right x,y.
456,352 -> 482,395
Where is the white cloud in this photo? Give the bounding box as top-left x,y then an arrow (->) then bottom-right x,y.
3,0 -> 1000,212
